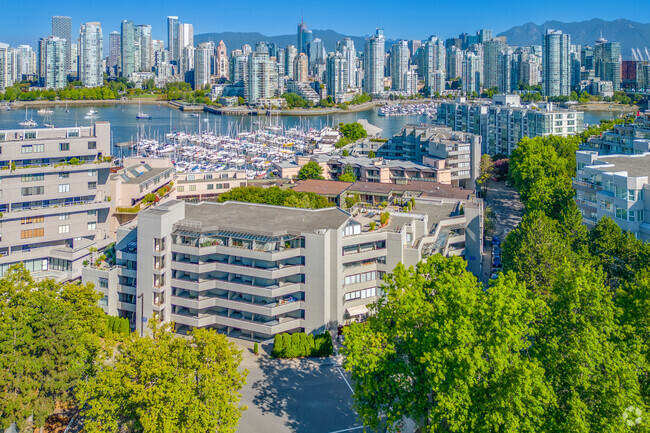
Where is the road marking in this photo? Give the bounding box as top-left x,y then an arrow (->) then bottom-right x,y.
326,426 -> 365,433
336,366 -> 354,393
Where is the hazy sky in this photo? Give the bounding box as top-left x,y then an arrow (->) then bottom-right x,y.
1,0 -> 649,49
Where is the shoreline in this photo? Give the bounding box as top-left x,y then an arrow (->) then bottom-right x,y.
11,99 -> 173,109
572,103 -> 637,113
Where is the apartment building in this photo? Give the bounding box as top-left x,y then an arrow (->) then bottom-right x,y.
0,122 -> 112,280
437,95 -> 585,155
582,111 -> 650,155
84,197 -> 482,339
175,170 -> 247,201
274,155 -> 452,185
376,124 -> 481,188
574,151 -> 649,241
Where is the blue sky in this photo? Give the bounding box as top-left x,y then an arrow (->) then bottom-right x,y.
2,0 -> 649,50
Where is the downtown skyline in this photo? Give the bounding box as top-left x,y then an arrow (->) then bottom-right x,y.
1,0 -> 649,50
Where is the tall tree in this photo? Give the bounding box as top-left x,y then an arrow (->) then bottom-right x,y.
532,261 -> 647,432
77,322 -> 247,433
0,264 -> 106,431
343,255 -> 551,433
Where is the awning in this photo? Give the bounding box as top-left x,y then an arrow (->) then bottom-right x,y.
346,305 -> 369,317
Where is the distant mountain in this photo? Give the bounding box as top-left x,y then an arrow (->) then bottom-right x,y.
498,18 -> 650,59
195,30 -> 397,53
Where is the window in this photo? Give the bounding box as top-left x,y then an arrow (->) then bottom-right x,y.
59,172 -> 69,178
177,186 -> 184,192
187,174 -> 195,181
223,183 -> 230,189
88,169 -> 97,177
21,186 -> 44,196
221,173 -> 229,179
59,143 -> 70,151
59,213 -> 69,220
24,132 -> 36,139
118,293 -> 135,304
21,174 -> 44,182
344,287 -> 377,301
615,207 -> 628,220
59,225 -> 70,234
21,228 -> 44,239
87,210 -> 96,216
59,184 -> 70,193
205,174 -> 213,180
87,222 -> 96,231
88,181 -> 97,190
88,141 -> 97,149
21,145 -> 33,154
99,278 -> 108,288
639,210 -> 645,222
21,216 -> 44,224
98,296 -> 108,306
67,130 -> 79,138
215,184 -> 223,190
189,185 -> 196,191
207,184 -> 214,190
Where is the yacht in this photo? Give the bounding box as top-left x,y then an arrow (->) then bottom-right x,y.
37,108 -> 53,115
136,112 -> 151,119
19,119 -> 38,127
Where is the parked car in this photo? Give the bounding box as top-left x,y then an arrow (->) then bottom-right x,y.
493,257 -> 502,268
493,245 -> 501,255
492,236 -> 500,246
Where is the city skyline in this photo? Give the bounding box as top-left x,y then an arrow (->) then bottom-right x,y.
1,0 -> 649,50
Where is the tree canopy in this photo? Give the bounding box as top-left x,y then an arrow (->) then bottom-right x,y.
338,122 -> 368,142
338,164 -> 357,182
77,322 -> 247,433
296,161 -> 324,180
217,185 -> 333,209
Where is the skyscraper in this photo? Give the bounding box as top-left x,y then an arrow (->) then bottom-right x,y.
79,22 -> 103,88
462,53 -> 481,95
215,40 -> 229,79
337,38 -> 357,88
293,53 -> 308,82
297,21 -> 308,54
302,30 -> 313,55
326,52 -> 348,99
594,37 -> 622,91
167,16 -> 179,64
390,40 -> 410,91
482,39 -> 506,90
421,36 -> 445,93
137,25 -> 153,72
542,29 -> 571,97
308,38 -> 325,70
194,43 -> 211,90
121,20 -> 136,78
364,29 -> 385,95
16,45 -> 36,78
109,31 -> 121,75
178,23 -> 193,54
246,51 -> 275,104
0,44 -> 12,91
285,45 -> 297,79
38,36 -> 66,89
52,16 -> 72,74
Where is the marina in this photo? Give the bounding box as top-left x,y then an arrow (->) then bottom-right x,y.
378,102 -> 438,117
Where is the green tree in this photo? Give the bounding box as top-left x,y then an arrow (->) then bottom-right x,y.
0,264 -> 106,431
77,321 -> 247,433
501,210 -> 575,297
368,150 -> 376,158
341,149 -> 349,156
217,186 -> 333,209
476,154 -> 493,194
338,122 -> 368,141
532,261 -> 647,432
343,256 -> 552,433
296,161 -> 324,180
338,164 -> 357,182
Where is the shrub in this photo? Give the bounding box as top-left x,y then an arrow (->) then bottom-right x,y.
369,221 -> 376,231
380,212 -> 390,226
272,331 -> 333,358
253,342 -> 259,355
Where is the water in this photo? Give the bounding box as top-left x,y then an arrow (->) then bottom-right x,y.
0,104 -> 620,156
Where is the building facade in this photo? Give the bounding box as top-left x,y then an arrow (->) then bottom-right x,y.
51,16 -> 72,74
364,30 -> 385,95
79,22 -> 103,88
0,122 -> 112,280
542,29 -> 571,97
38,36 -> 67,90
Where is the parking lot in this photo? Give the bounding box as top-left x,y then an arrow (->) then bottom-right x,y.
235,339 -> 367,433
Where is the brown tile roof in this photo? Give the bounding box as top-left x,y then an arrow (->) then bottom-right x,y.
292,179 -> 354,196
348,180 -> 473,200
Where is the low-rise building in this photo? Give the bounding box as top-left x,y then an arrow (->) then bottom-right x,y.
376,124 -> 481,188
292,179 -> 353,206
286,80 -> 320,104
175,170 -> 246,201
0,122 -> 113,280
437,95 -> 585,155
84,196 -> 483,339
574,150 -> 649,240
582,111 -> 650,155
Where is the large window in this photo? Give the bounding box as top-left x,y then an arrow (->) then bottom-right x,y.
59,143 -> 70,151
88,181 -> 97,190
344,287 -> 377,301
21,186 -> 44,196
21,228 -> 44,239
88,141 -> 97,149
99,278 -> 109,288
21,216 -> 44,224
21,174 -> 44,182
87,222 -> 97,231
59,184 -> 70,193
21,144 -> 44,153
59,225 -> 70,234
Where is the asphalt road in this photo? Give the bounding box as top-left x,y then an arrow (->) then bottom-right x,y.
235,339 -> 367,433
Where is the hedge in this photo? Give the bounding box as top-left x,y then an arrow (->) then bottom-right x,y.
272,331 -> 333,358
107,316 -> 131,334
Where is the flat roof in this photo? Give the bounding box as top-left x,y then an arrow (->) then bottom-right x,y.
348,180 -> 473,200
589,154 -> 650,179
119,165 -> 173,185
181,201 -> 351,236
292,179 -> 353,196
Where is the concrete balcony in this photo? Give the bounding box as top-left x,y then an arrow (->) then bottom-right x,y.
171,312 -> 302,336
171,243 -> 304,261
171,295 -> 303,316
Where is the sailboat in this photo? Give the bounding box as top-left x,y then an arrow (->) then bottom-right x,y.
19,108 -> 37,127
136,101 -> 151,119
